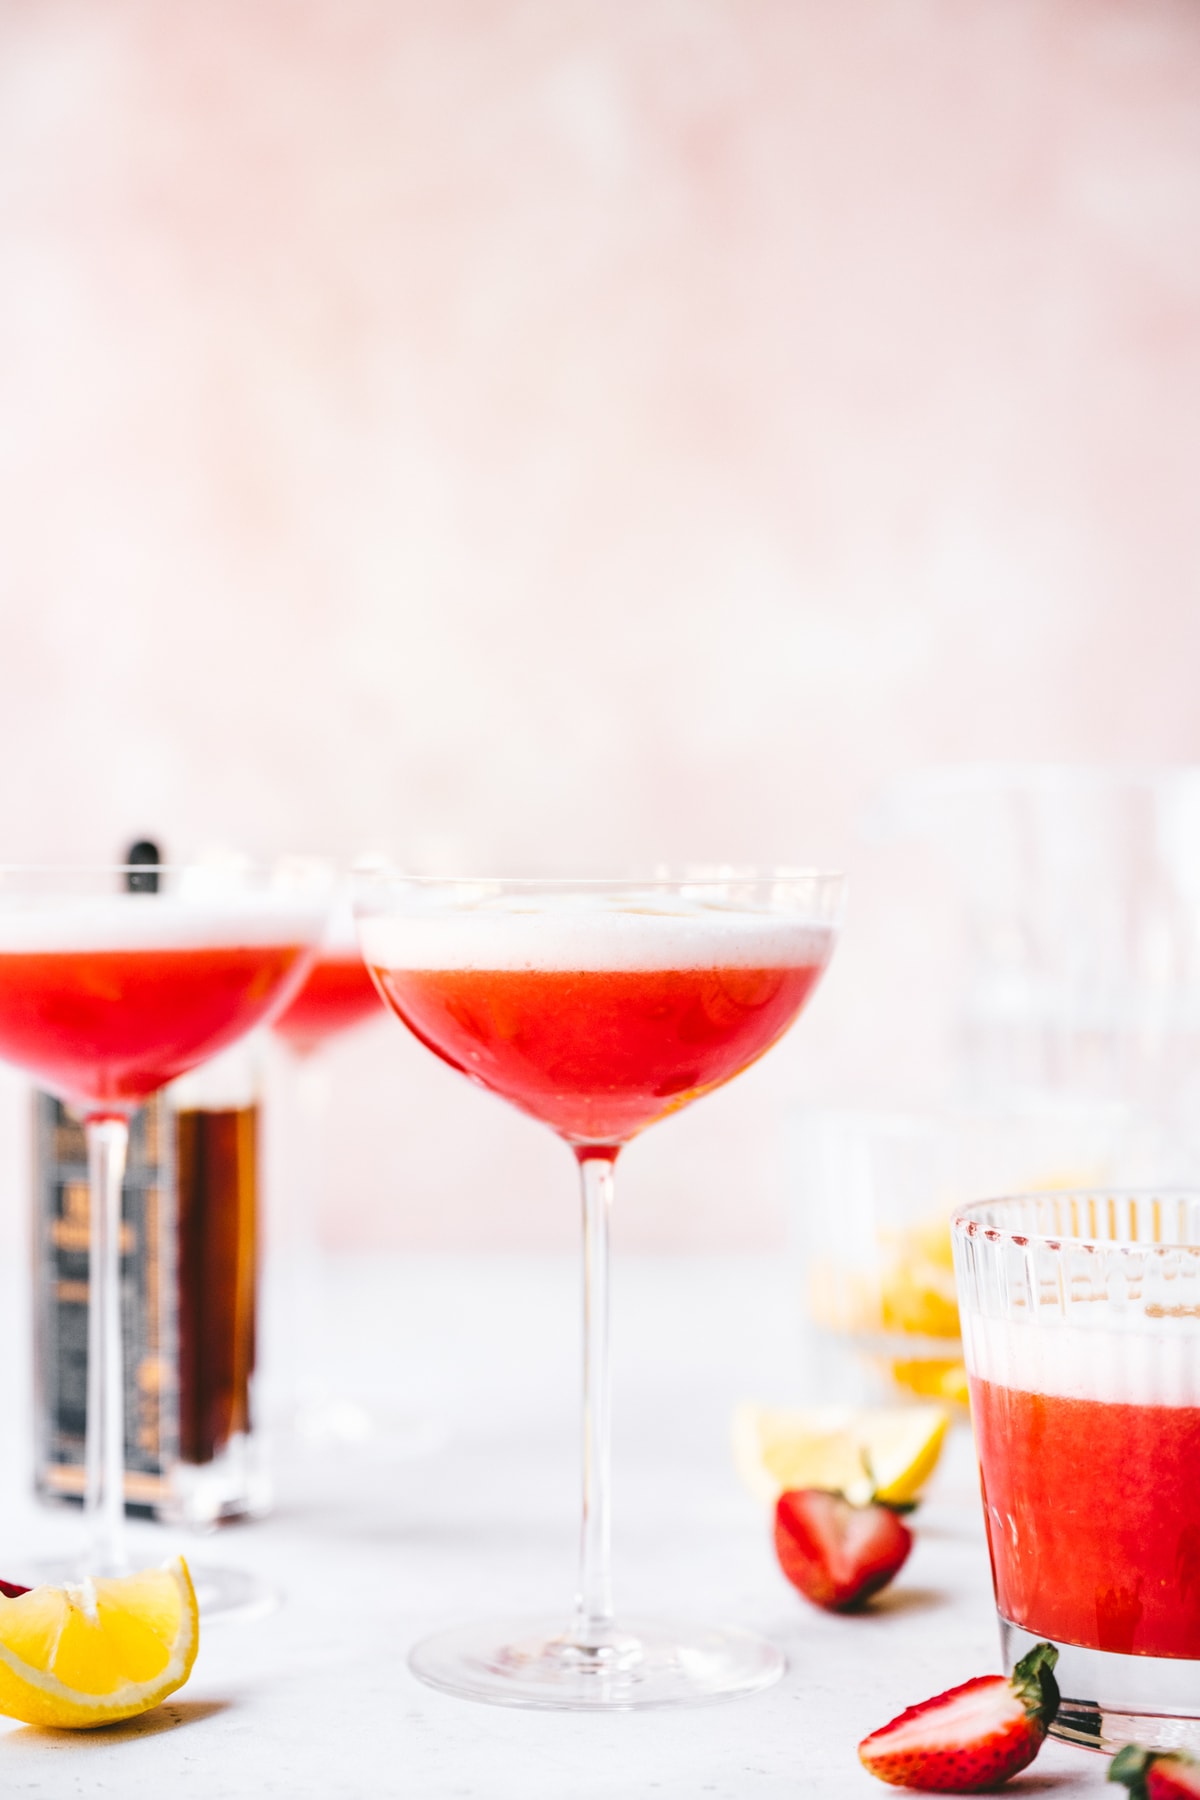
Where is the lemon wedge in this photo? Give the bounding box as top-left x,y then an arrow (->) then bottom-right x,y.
733,1403 -> 950,1507
0,1556 -> 199,1728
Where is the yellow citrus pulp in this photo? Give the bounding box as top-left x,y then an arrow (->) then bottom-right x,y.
0,1556 -> 198,1728
808,1173 -> 1097,1403
884,1357 -> 970,1405
877,1219 -> 967,1399
733,1402 -> 950,1507
878,1219 -> 961,1339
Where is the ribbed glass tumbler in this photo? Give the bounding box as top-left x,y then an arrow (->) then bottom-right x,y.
952,1192 -> 1200,1754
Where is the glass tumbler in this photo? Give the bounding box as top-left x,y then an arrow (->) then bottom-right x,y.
952,1192 -> 1200,1753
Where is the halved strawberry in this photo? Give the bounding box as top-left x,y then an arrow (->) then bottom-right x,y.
858,1642 -> 1060,1791
1110,1746 -> 1200,1799
774,1488 -> 913,1611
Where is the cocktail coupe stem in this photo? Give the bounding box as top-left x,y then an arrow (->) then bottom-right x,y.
575,1153 -> 614,1649
86,1115 -> 130,1574
356,869 -> 845,1709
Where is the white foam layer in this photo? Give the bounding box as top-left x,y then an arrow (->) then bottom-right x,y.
357,903 -> 834,973
322,894 -> 361,953
0,895 -> 326,954
964,1311 -> 1200,1408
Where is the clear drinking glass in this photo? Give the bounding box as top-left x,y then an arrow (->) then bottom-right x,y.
354,869 -> 844,1711
793,1103 -> 1140,1407
0,863 -> 329,1613
873,767 -> 1200,1118
952,1190 -> 1200,1752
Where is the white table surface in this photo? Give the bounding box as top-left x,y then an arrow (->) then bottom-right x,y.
0,1254 -> 1110,1797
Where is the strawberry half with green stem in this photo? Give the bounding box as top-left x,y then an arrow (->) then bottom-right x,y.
1110,1746 -> 1200,1799
774,1487 -> 913,1611
858,1642 -> 1060,1791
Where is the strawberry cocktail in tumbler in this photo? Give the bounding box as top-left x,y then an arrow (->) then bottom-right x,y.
355,870 -> 843,1710
0,864 -> 329,1602
953,1191 -> 1200,1753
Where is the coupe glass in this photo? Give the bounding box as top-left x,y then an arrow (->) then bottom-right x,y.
953,1190 -> 1200,1752
0,863 -> 329,1612
354,869 -> 844,1710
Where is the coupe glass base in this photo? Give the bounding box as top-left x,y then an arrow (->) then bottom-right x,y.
409,1616 -> 786,1712
1001,1616 -> 1200,1753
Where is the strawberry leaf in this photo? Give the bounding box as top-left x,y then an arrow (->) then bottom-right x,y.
1010,1641 -> 1060,1726
1109,1746 -> 1157,1798
1109,1746 -> 1200,1799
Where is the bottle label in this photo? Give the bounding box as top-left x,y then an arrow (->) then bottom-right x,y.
32,1095 -> 179,1513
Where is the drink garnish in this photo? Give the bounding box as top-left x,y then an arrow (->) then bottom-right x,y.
1110,1747 -> 1200,1798
734,1403 -> 949,1506
775,1488 -> 913,1611
0,1556 -> 199,1728
858,1642 -> 1060,1790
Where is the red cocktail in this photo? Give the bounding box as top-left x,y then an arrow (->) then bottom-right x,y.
355,872 -> 844,1711
370,959 -> 827,1148
970,1379 -> 1200,1660
0,869 -> 328,1587
271,952 -> 381,1056
0,941 -> 309,1107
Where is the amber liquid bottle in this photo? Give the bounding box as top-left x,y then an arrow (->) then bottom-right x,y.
176,1104 -> 257,1467
163,1024 -> 268,1525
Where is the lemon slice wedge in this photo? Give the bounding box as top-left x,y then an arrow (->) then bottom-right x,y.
733,1403 -> 950,1507
0,1556 -> 199,1728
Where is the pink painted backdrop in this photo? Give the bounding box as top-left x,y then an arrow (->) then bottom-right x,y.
1,0 -> 1199,1247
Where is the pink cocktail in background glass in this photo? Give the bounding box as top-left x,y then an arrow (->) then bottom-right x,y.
271,951 -> 382,1057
